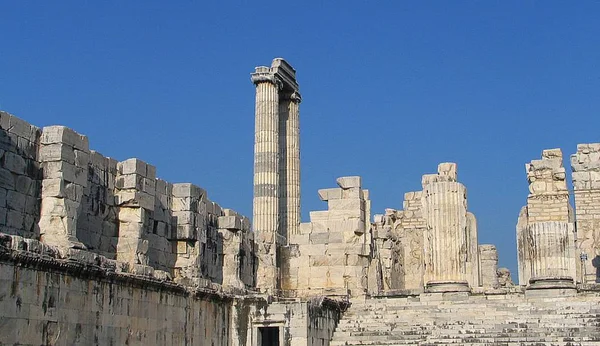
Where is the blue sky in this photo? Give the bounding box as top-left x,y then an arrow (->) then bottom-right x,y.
1,2 -> 599,275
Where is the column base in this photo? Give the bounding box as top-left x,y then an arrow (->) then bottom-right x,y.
527,276 -> 575,290
425,280 -> 470,293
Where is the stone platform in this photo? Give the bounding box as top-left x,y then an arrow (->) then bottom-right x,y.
331,291 -> 600,346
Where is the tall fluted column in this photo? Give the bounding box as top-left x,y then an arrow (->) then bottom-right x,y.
284,91 -> 301,237
252,68 -> 281,292
423,176 -> 470,292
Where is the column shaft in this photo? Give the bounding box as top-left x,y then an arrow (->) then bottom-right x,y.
423,181 -> 469,291
527,221 -> 576,285
253,79 -> 280,291
285,93 -> 301,237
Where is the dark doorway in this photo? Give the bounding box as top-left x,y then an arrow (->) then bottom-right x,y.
258,326 -> 279,346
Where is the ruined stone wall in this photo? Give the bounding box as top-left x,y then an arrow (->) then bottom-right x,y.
0,111 -> 255,290
517,149 -> 577,286
373,163 -> 487,293
571,143 -> 600,283
0,234 -> 236,346
284,177 -> 372,297
0,111 -> 42,239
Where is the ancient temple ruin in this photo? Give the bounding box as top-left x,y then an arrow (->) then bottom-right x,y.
1,58 -> 600,345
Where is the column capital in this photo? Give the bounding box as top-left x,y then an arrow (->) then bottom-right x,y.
251,70 -> 283,89
290,91 -> 302,104
281,91 -> 302,104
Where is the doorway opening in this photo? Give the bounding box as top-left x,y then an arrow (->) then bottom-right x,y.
258,326 -> 280,346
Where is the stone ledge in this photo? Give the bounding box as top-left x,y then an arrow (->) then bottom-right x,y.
0,232 -> 250,301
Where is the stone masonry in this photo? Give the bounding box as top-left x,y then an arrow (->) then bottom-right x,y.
2,58 -> 600,346
517,149 -> 577,289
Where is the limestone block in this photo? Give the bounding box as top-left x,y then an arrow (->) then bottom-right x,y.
175,224 -> 197,240
309,211 -> 329,221
7,115 -> 34,139
336,176 -> 361,189
41,178 -> 65,197
6,209 -> 24,229
118,158 -> 148,176
172,183 -> 206,199
0,168 -> 15,190
289,234 -> 309,245
341,187 -> 362,199
318,188 -> 342,201
299,222 -> 312,234
173,210 -> 195,225
39,143 -> 76,164
2,151 -> 26,174
6,190 -> 26,212
327,199 -> 363,211
15,175 -> 32,195
118,207 -> 148,223
42,161 -> 87,186
217,215 -> 242,230
310,232 -> 329,244
40,125 -> 88,151
438,162 -> 457,181
116,190 -> 154,210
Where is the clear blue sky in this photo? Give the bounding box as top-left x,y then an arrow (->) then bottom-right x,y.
2,2 -> 599,276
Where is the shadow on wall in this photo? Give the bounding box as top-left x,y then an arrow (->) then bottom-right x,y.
592,256 -> 600,283
0,116 -> 42,239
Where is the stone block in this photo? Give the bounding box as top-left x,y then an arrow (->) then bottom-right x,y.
0,168 -> 15,190
172,183 -> 205,199
8,115 -> 34,139
173,210 -> 194,225
118,207 -> 147,223
318,188 -> 342,201
310,232 -> 329,244
42,161 -> 88,186
336,176 -> 361,189
289,234 -> 309,245
328,199 -> 363,211
175,224 -> 197,240
217,215 -> 242,230
15,175 -> 32,194
309,210 -> 329,221
118,158 -> 147,176
39,143 -> 75,164
2,152 -> 26,174
40,126 -> 88,150
116,190 -> 154,210
6,190 -> 26,212
6,209 -> 24,229
41,178 -> 65,197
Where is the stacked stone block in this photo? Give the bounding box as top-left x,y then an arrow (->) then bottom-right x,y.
171,183 -> 207,282
114,158 -> 155,266
76,150 -> 119,258
0,112 -> 41,239
479,244 -> 499,289
285,176 -> 371,297
571,143 -> 600,283
517,149 -> 577,288
39,125 -> 89,249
